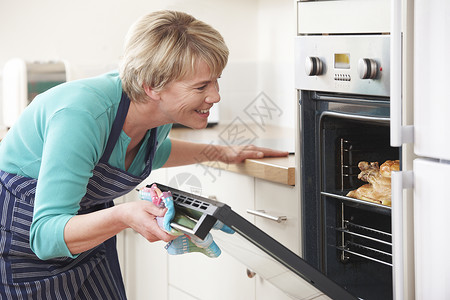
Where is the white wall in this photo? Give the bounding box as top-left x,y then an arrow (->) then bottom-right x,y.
0,0 -> 295,130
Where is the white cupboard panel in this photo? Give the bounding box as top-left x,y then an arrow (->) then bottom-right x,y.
254,179 -> 299,254
414,0 -> 450,160
297,0 -> 390,35
414,159 -> 450,299
168,285 -> 198,300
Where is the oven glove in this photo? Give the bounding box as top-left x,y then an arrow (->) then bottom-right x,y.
212,220 -> 235,234
138,184 -> 177,233
165,233 -> 221,258
158,201 -> 222,258
138,184 -> 232,257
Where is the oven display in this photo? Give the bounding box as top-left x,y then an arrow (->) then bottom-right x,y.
334,53 -> 350,69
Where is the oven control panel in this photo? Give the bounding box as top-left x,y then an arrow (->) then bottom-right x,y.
295,35 -> 390,97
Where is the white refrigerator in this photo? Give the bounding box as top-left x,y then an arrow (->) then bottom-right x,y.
391,0 -> 450,299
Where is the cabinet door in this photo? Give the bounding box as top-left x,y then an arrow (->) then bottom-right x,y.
120,168 -> 169,299
168,285 -> 198,300
123,229 -> 168,300
414,0 -> 450,160
166,165 -> 256,300
254,179 -> 299,253
414,158 -> 450,299
297,0 -> 389,35
254,179 -> 299,300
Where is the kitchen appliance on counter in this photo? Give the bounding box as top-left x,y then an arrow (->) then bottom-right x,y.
296,35 -> 398,300
153,182 -> 358,300
2,58 -> 69,128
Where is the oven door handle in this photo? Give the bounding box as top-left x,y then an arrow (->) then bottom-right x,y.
391,170 -> 413,300
320,111 -> 389,124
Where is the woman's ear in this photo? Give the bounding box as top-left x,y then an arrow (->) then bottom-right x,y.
143,84 -> 161,101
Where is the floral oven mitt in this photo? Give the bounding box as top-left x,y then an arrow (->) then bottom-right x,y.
138,184 -> 234,258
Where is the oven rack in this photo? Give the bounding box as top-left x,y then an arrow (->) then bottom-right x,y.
321,191 -> 391,214
335,218 -> 392,267
335,245 -> 392,267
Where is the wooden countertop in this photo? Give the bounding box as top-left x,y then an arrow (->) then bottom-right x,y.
170,124 -> 296,186
201,154 -> 296,186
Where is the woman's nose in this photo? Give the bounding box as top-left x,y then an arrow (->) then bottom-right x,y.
205,81 -> 220,104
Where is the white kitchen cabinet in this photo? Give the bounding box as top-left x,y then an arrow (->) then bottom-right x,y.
122,229 -> 168,300
253,179 -> 299,254
253,179 -> 299,300
165,164 -> 256,300
297,0 -> 390,35
119,168 -> 169,300
168,285 -> 198,300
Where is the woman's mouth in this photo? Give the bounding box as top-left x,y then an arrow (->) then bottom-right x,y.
195,109 -> 210,114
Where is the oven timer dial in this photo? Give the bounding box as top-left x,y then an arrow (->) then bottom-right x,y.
305,56 -> 323,76
358,58 -> 378,79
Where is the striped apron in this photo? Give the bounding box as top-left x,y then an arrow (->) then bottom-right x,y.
0,92 -> 158,299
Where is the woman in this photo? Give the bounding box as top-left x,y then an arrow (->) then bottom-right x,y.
0,10 -> 287,299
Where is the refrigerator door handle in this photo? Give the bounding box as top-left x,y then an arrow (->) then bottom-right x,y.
390,0 -> 414,147
391,170 -> 413,300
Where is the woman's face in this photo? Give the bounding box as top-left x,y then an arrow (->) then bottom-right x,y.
157,60 -> 221,129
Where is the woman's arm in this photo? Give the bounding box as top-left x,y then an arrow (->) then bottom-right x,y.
163,138 -> 289,168
64,200 -> 173,255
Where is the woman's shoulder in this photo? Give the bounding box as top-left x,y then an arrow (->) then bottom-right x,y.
33,72 -> 122,119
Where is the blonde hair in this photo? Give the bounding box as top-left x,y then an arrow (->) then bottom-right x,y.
119,10 -> 229,102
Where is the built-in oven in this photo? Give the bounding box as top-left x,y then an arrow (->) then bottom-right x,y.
296,35 -> 400,300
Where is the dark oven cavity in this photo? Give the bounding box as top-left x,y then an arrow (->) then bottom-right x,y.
300,91 -> 400,300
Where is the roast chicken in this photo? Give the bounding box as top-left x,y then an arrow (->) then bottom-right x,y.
346,160 -> 400,206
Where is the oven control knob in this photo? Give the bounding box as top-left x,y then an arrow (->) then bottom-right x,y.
305,56 -> 323,76
358,58 -> 378,79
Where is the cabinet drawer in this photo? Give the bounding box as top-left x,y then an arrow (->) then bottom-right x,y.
254,179 -> 299,254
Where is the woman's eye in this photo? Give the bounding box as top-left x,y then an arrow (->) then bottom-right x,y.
197,85 -> 207,91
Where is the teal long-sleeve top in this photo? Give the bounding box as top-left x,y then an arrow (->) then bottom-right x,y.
0,72 -> 172,260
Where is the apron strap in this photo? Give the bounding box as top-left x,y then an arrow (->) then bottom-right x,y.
100,92 -> 130,163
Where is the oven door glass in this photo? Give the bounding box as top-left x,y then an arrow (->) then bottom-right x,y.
154,183 -> 358,300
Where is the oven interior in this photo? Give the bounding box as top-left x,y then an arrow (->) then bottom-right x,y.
300,91 -> 400,300
321,116 -> 396,300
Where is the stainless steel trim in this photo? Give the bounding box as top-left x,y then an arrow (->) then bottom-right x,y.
313,93 -> 389,105
295,35 -> 390,97
320,111 -> 390,124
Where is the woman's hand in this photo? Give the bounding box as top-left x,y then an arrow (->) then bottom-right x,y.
120,200 -> 176,243
64,200 -> 175,255
218,144 -> 289,164
163,139 -> 289,167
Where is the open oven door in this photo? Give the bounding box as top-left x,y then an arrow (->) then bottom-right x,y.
153,183 -> 358,300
